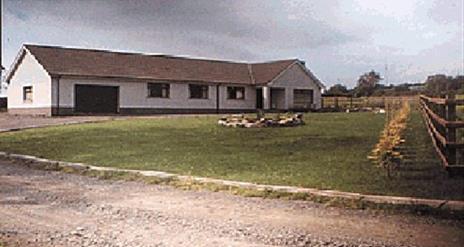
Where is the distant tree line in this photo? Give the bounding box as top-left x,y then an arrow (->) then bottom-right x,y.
423,74 -> 464,97
325,71 -> 463,97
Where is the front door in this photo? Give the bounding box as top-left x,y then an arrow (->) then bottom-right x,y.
256,88 -> 263,109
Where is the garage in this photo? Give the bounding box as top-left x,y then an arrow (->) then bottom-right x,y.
293,89 -> 314,109
75,85 -> 119,114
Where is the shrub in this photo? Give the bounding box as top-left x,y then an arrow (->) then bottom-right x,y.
369,101 -> 410,178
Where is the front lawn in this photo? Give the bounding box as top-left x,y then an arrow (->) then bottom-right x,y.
0,111 -> 462,199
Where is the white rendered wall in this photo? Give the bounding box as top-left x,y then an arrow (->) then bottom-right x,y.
55,77 -> 256,110
269,63 -> 322,109
219,84 -> 256,109
7,50 -> 52,109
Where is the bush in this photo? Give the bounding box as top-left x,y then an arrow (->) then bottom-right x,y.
369,101 -> 410,178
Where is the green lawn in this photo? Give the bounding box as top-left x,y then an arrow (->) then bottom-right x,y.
390,109 -> 464,200
0,111 -> 463,199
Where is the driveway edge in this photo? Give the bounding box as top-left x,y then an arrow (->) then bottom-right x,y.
0,118 -> 114,133
1,151 -> 463,212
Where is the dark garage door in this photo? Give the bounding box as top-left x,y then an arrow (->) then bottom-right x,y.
75,85 -> 119,114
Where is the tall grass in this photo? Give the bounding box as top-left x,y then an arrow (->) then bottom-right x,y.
369,101 -> 411,178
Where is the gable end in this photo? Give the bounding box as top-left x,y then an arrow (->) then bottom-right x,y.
5,46 -> 51,84
268,61 -> 324,89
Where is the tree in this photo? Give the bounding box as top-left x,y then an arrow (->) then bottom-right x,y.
326,84 -> 349,96
354,70 -> 383,97
455,76 -> 464,94
425,74 -> 463,96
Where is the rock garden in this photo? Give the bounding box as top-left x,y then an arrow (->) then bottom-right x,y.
217,112 -> 304,128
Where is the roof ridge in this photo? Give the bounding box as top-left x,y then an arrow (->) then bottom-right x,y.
25,44 -> 296,66
250,58 -> 298,65
247,64 -> 255,84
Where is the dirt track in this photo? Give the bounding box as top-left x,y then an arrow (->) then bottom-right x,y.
0,158 -> 463,247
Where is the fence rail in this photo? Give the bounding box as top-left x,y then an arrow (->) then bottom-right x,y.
419,94 -> 464,175
321,96 -> 416,109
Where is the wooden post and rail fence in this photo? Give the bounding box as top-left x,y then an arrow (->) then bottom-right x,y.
419,94 -> 464,175
321,95 -> 416,110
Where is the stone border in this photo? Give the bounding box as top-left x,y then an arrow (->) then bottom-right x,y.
1,151 -> 463,212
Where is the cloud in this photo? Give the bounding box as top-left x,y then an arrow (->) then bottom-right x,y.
3,0 -> 360,56
2,0 -> 463,87
428,0 -> 463,24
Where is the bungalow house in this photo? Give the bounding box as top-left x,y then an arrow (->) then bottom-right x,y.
5,44 -> 324,116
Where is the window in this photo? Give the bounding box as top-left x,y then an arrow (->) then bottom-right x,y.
23,86 -> 33,103
148,83 -> 170,98
227,86 -> 245,100
293,89 -> 314,108
189,84 -> 208,99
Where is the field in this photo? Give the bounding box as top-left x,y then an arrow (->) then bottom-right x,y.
322,95 -> 417,109
0,110 -> 463,199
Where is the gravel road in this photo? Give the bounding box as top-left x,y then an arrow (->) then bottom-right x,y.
0,158 -> 463,247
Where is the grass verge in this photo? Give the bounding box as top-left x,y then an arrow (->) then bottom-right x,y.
0,111 -> 463,199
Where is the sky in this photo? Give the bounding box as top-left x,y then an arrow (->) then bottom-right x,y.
2,0 -> 463,88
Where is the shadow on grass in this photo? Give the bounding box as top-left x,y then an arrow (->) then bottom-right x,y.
389,107 -> 464,200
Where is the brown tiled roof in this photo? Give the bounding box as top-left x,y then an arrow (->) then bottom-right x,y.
22,45 -> 298,85
251,60 -> 296,85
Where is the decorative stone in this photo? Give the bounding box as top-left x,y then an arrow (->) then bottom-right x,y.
218,112 -> 305,128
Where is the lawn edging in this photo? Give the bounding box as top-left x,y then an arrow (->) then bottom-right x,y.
1,151 -> 463,215
0,118 -> 114,133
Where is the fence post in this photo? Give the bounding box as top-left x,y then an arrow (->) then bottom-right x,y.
335,97 -> 339,109
446,92 -> 457,168
350,96 -> 353,109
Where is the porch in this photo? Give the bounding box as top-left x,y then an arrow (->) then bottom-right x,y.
256,86 -> 314,111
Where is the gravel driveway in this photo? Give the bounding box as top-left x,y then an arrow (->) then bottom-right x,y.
0,112 -> 226,132
1,158 -> 463,247
0,113 -> 113,132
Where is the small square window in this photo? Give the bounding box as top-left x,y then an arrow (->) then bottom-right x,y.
189,84 -> 209,99
227,86 -> 245,99
23,86 -> 33,103
148,83 -> 170,98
